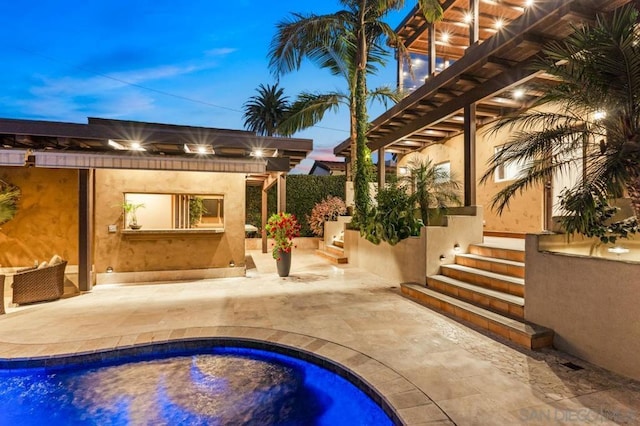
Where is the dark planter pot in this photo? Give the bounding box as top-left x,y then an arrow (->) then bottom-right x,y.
276,249 -> 292,277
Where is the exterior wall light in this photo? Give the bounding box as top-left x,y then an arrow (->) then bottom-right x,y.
439,255 -> 446,261
607,246 -> 629,256
106,266 -> 114,273
229,260 -> 235,267
453,243 -> 461,253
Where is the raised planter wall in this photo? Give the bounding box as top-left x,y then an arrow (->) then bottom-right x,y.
344,229 -> 427,284
342,207 -> 484,284
525,233 -> 640,380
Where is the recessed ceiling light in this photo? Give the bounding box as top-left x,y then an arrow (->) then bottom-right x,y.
441,32 -> 450,43
463,12 -> 473,24
513,88 -> 525,99
494,19 -> 504,29
525,0 -> 534,7
252,149 -> 264,157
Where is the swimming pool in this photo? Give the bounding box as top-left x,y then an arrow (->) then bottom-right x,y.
0,342 -> 396,425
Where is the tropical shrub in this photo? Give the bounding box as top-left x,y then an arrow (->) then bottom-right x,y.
0,184 -> 20,226
403,158 -> 461,225
307,196 -> 347,237
558,189 -> 638,244
359,178 -> 423,245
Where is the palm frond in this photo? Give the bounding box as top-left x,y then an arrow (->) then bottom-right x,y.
278,92 -> 346,136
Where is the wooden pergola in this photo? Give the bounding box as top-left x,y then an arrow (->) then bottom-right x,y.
334,0 -> 629,205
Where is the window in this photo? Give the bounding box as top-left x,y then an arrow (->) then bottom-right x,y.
434,161 -> 451,183
494,146 -> 525,182
123,193 -> 224,230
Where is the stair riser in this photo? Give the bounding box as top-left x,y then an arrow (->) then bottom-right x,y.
333,240 -> 344,248
326,246 -> 345,257
427,277 -> 524,320
401,286 -> 552,350
469,245 -> 525,262
455,256 -> 524,279
440,267 -> 524,297
315,250 -> 348,264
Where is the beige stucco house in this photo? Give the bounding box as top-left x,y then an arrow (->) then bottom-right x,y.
0,117 -> 312,291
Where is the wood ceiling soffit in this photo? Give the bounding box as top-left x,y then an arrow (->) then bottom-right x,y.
366,0 -> 576,136
369,60 -> 540,151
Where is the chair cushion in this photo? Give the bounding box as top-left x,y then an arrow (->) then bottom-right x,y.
37,261 -> 48,269
49,254 -> 63,266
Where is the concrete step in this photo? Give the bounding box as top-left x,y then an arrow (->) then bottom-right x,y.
440,264 -> 524,297
401,283 -> 553,350
455,253 -> 525,279
427,274 -> 524,319
315,249 -> 348,264
469,243 -> 525,262
333,239 -> 344,248
325,244 -> 345,257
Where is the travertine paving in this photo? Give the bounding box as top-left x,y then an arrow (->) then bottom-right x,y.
0,249 -> 638,425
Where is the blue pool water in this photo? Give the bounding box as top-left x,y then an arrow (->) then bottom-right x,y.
0,346 -> 394,425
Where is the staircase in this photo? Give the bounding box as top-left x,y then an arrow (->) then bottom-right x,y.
401,240 -> 553,350
316,231 -> 348,264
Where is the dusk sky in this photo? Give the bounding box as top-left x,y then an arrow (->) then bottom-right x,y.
1,1 -> 414,173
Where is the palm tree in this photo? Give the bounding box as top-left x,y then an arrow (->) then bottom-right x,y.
242,83 -> 290,136
404,158 -> 461,225
269,0 -> 442,220
481,4 -> 640,238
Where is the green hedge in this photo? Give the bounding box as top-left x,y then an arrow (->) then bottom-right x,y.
245,175 -> 346,237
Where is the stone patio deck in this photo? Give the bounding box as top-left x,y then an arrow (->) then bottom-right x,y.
0,249 -> 638,425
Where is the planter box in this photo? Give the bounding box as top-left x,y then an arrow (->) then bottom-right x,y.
526,233 -> 640,380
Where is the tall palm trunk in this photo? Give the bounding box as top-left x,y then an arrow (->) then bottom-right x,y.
353,0 -> 370,218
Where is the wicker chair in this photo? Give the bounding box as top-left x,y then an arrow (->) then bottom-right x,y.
12,261 -> 67,305
0,274 -> 5,314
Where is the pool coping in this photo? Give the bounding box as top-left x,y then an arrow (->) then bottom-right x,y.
0,326 -> 452,425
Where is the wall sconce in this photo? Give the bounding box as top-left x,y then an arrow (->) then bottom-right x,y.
106,266 -> 114,273
439,255 -> 446,261
453,243 -> 461,253
229,260 -> 236,267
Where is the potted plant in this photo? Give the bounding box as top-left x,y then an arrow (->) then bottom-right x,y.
189,196 -> 207,228
266,212 -> 300,277
122,201 -> 145,230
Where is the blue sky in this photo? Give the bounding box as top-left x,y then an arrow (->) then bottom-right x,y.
1,1 -> 414,172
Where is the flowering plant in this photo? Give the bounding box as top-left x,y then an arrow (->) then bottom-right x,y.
307,196 -> 347,237
266,212 -> 301,259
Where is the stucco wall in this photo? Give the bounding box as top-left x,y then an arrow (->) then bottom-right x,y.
344,229 -> 427,284
398,121 -> 543,233
0,167 -> 78,267
525,234 -> 640,380
94,169 -> 245,274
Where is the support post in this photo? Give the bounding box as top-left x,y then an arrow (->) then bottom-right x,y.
377,147 -> 386,189
261,185 -> 268,254
470,0 -> 479,44
428,23 -> 436,77
464,104 -> 477,206
78,169 -> 93,291
277,173 -> 286,213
